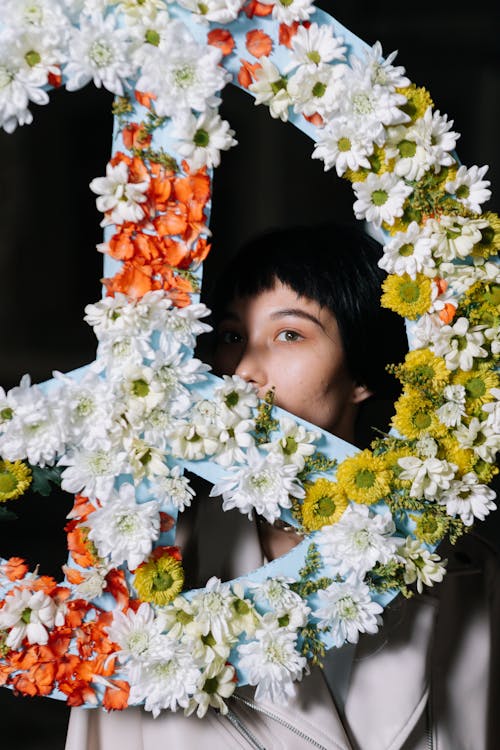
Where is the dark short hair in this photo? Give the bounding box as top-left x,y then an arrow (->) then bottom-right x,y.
206,221 -> 408,401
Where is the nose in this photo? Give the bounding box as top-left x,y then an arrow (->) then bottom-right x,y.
234,342 -> 267,392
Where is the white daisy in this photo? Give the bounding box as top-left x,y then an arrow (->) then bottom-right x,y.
286,22 -> 346,71
312,116 -> 373,176
249,56 -> 291,121
357,42 -> 410,89
317,505 -> 400,579
258,0 -> 315,24
151,465 -> 195,512
238,618 -> 306,704
352,172 -> 413,227
157,302 -> 212,352
171,109 -> 237,171
397,456 -> 457,500
167,419 -> 219,461
89,159 -> 149,228
438,472 -> 497,526
399,538 -> 446,594
288,62 -> 344,118
445,164 -> 491,213
58,442 -> 127,501
378,221 -> 436,279
453,418 -> 500,463
64,11 -> 135,95
247,577 -> 310,629
339,63 -> 409,137
106,602 -> 167,665
261,416 -> 319,471
175,0 -> 244,24
419,107 -> 459,169
482,388 -> 500,431
436,384 -> 467,428
314,579 -> 383,647
210,445 -> 305,523
185,660 -> 236,718
188,577 -> 238,643
427,215 -> 487,262
85,483 -> 161,570
0,34 -> 49,133
431,316 -> 488,371
213,375 -> 259,419
0,588 -> 58,650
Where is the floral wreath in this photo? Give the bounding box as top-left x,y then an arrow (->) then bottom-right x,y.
0,0 -> 498,720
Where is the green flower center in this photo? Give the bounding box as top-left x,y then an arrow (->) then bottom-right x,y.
193,128 -> 210,147
398,243 -> 414,257
198,2 -> 209,13
233,598 -> 250,615
0,471 -> 17,493
174,65 -> 196,88
203,676 -> 219,694
21,607 -> 32,624
25,50 -> 41,67
399,281 -> 420,303
0,407 -> 13,421
224,391 -> 239,408
249,472 -> 272,491
316,495 -> 336,516
414,411 -> 432,430
279,0 -> 294,5
479,225 -> 495,247
352,92 -> 373,115
312,81 -> 327,98
282,436 -> 298,455
265,641 -> 286,663
270,78 -> 287,95
371,189 -> 388,206
398,139 -> 417,158
355,469 -> 375,489
337,137 -> 351,152
278,613 -> 290,627
338,596 -> 358,620
132,378 -> 150,397
465,377 -> 486,399
117,514 -> 139,534
145,29 -> 160,46
89,40 -> 114,68
152,570 -> 174,592
307,50 -> 321,64
456,185 -> 470,200
89,451 -> 111,475
201,632 -> 217,647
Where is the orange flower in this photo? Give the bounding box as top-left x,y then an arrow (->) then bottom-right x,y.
11,660 -> 57,697
48,70 -> 62,88
207,28 -> 235,56
279,21 -> 300,47
122,123 -> 152,151
135,90 -> 157,109
2,557 -> 28,581
439,303 -> 456,324
103,679 -> 130,711
303,112 -> 324,127
0,664 -> 15,686
246,29 -> 273,58
67,494 -> 96,522
238,58 -> 261,88
103,262 -> 160,299
148,162 -> 174,212
160,512 -> 175,533
66,521 -> 99,569
104,569 -> 130,610
244,0 -> 273,18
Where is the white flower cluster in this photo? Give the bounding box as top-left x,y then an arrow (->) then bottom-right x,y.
107,575 -> 310,713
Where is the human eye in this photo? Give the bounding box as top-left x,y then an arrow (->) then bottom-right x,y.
276,329 -> 303,343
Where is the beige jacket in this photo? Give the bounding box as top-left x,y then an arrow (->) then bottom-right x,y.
66,491 -> 500,750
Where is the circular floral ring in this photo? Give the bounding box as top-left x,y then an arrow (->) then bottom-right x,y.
0,0 -> 498,719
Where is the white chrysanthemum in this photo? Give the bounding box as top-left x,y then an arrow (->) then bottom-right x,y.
431,317 -> 488,371
89,160 -> 149,228
445,164 -> 491,214
151,351 -> 209,409
167,419 -> 219,461
415,435 -> 439,459
249,57 -> 292,122
314,580 -> 383,647
136,21 -> 228,116
64,11 -> 135,95
436,384 -> 467,428
317,505 -> 400,578
338,63 -> 409,137
288,62 -> 344,118
379,221 -> 436,279
151,465 -> 195,511
422,108 -> 460,168
0,0 -> 70,34
438,472 -> 497,526
409,311 -> 443,351
248,578 -> 310,629
58,443 -> 127,501
0,588 -> 58,650
85,483 -> 161,569
352,172 -> 413,227
397,456 -> 457,500
93,332 -> 151,377
53,370 -> 115,444
0,33 -> 50,133
212,412 -> 255,468
107,602 -> 167,664
427,215 -> 487,263
71,566 -> 108,601
210,446 -> 305,523
399,538 -> 446,594
158,302 -> 212,352
356,42 -> 409,89
238,618 -> 306,704
171,109 -> 237,170
453,418 -> 500,463
312,116 -> 373,176
258,0 -> 315,23
482,388 -> 500,432
261,416 -> 319,470
213,375 -> 259,419
485,323 -> 500,359
286,22 -> 346,71
83,293 -> 139,337
176,0 -> 244,23
438,258 -> 494,298
129,638 -> 201,717
185,659 -> 236,718
188,577 -> 238,643
117,363 -> 166,419
114,0 -> 167,23
126,438 -> 169,483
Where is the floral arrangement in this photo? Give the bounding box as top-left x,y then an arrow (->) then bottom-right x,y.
0,0 -> 498,719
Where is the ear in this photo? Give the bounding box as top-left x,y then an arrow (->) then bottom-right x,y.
351,383 -> 373,405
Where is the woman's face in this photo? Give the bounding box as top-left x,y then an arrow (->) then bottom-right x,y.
213,281 -> 370,443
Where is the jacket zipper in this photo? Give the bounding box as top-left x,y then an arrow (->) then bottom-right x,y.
425,689 -> 434,750
230,693 -> 329,750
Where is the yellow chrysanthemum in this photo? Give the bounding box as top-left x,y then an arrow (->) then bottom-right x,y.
438,437 -> 475,477
381,273 -> 432,320
411,511 -> 448,546
453,365 -> 499,417
133,551 -> 184,606
396,84 -> 434,123
380,446 -> 415,486
336,450 -> 391,505
471,212 -> 500,258
393,348 -> 450,392
392,391 -> 447,440
472,458 -> 499,484
460,280 -> 500,327
0,460 -> 32,502
300,478 -> 349,531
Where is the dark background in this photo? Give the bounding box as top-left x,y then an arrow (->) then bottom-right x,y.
0,3 -> 499,748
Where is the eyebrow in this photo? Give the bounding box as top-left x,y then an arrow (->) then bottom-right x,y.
219,308 -> 325,330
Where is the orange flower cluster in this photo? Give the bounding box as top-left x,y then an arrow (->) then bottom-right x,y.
101,144 -> 212,307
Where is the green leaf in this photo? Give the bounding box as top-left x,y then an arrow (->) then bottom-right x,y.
0,505 -> 18,521
29,465 -> 63,497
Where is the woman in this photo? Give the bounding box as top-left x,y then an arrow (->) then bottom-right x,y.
66,223 -> 499,749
